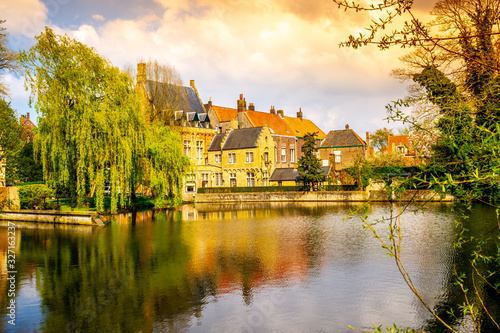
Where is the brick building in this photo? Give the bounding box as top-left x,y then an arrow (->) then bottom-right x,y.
319,124 -> 368,170
206,94 -> 325,169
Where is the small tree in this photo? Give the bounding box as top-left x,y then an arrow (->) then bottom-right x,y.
297,132 -> 325,190
370,127 -> 394,151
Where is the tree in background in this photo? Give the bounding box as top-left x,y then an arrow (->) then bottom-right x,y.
127,59 -> 185,124
0,98 -> 22,185
20,27 -> 188,212
13,141 -> 43,183
0,20 -> 18,97
297,132 -> 325,190
370,127 -> 394,151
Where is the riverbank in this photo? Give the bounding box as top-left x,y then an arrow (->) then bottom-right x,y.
0,210 -> 104,226
195,189 -> 454,203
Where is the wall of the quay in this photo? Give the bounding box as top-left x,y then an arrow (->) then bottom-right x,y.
0,210 -> 103,226
195,190 -> 454,203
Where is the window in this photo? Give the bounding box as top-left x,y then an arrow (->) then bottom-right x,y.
215,173 -> 224,186
246,152 -> 254,163
185,173 -> 196,192
397,145 -> 408,154
264,152 -> 269,163
201,173 -> 209,187
215,154 -> 221,163
228,152 -> 236,164
230,173 -> 237,187
281,147 -> 286,163
334,151 -> 341,164
247,172 -> 255,187
183,140 -> 191,157
290,147 -> 295,163
196,141 -> 203,160
322,159 -> 329,166
275,145 -> 278,162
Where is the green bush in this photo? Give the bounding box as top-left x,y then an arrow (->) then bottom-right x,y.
18,184 -> 54,210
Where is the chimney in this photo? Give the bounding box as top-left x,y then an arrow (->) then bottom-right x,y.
270,106 -> 276,114
237,94 -> 246,113
277,110 -> 284,117
190,80 -> 195,88
137,63 -> 146,84
248,103 -> 255,111
208,97 -> 212,107
345,124 -> 350,130
297,108 -> 303,120
27,112 -> 30,120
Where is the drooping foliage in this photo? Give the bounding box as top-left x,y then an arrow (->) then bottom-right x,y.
20,27 -> 188,212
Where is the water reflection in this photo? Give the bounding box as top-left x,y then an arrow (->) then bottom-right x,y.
0,202 -> 498,332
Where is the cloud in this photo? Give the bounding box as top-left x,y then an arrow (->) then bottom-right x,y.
0,0 -> 47,37
7,0 -> 431,132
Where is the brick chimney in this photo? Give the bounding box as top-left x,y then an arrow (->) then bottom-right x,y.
137,63 -> 146,84
345,124 -> 350,130
248,103 -> 255,111
277,110 -> 284,117
207,97 -> 212,107
270,106 -> 276,114
237,94 -> 246,113
297,108 -> 303,120
27,112 -> 30,120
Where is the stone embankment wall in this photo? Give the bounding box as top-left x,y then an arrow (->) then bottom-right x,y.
0,210 -> 103,226
0,187 -> 20,210
195,190 -> 454,203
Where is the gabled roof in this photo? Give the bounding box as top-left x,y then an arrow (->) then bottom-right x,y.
244,110 -> 295,136
208,133 -> 225,151
212,105 -> 238,122
144,80 -> 206,115
283,116 -> 326,139
223,127 -> 263,150
269,166 -> 330,182
321,128 -> 366,148
388,135 -> 410,148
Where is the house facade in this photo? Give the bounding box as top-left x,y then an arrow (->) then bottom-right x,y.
387,135 -> 427,166
207,123 -> 275,187
319,124 -> 368,170
206,94 -> 326,170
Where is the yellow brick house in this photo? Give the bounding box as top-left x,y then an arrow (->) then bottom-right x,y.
207,122 -> 275,187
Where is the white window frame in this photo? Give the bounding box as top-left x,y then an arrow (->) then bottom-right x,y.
281,147 -> 286,163
215,154 -> 221,163
228,152 -> 236,164
290,147 -> 295,163
246,172 -> 255,187
183,140 -> 191,157
196,141 -> 203,160
246,152 -> 254,163
334,150 -> 341,164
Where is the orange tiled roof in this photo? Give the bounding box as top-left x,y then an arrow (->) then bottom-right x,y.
283,116 -> 326,139
244,110 -> 295,136
212,105 -> 238,122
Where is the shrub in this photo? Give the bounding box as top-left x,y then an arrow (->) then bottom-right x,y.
18,184 -> 54,210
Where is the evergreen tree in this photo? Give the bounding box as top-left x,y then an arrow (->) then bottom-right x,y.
297,132 -> 325,190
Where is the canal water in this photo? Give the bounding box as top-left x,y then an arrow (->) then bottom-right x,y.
0,202 -> 499,332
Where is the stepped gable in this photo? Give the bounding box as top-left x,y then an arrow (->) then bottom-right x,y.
321,125 -> 366,147
208,133 -> 225,151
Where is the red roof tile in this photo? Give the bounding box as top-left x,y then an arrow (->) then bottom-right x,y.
212,105 -> 238,122
283,116 -> 326,139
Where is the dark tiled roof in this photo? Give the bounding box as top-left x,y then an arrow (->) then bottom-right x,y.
222,127 -> 262,150
208,133 -> 225,151
269,168 -> 299,182
270,166 -> 330,181
144,80 -> 206,115
321,129 -> 366,147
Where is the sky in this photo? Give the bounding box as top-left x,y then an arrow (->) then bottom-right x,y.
1,0 -> 437,134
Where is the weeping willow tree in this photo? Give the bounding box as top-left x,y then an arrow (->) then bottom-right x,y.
20,27 -> 189,212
